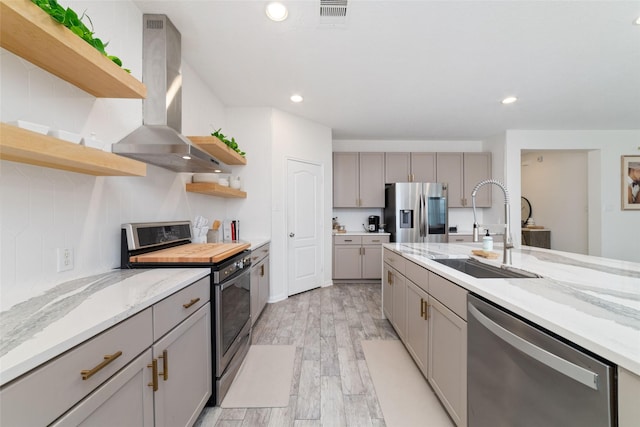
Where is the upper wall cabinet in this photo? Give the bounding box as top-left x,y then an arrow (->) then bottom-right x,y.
333,152 -> 385,208
0,0 -> 146,99
436,152 -> 491,208
385,152 -> 436,183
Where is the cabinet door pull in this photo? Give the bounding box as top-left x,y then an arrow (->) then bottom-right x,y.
420,298 -> 426,318
424,301 -> 430,319
260,264 -> 265,276
344,239 -> 353,242
80,350 -> 122,380
158,349 -> 169,381
148,359 -> 158,391
183,297 -> 200,309
372,239 -> 380,243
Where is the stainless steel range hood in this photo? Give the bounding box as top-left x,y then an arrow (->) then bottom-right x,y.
113,14 -> 227,173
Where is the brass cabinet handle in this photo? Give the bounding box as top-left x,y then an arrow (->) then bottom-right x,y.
389,272 -> 393,285
148,359 -> 158,391
81,351 -> 122,380
260,264 -> 265,277
424,301 -> 430,319
183,297 -> 200,309
158,349 -> 168,381
420,298 -> 426,318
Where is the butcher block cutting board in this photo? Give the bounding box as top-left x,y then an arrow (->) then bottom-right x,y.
471,249 -> 500,259
130,243 -> 251,263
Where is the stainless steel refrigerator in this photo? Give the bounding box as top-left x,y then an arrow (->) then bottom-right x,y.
384,183 -> 448,243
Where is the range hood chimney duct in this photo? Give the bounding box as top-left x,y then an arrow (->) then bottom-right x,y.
113,14 -> 227,173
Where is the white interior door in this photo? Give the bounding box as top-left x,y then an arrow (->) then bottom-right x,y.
287,159 -> 323,296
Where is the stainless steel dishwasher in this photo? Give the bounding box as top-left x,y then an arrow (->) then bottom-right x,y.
467,294 -> 616,427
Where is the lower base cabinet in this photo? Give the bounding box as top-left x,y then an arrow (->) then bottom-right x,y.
1,277 -> 211,427
383,248 -> 468,427
428,297 -> 467,427
250,243 -> 270,325
405,280 -> 429,375
51,349 -> 155,426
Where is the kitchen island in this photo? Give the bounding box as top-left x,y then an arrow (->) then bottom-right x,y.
383,241 -> 640,426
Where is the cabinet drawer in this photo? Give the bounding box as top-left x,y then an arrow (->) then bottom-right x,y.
362,235 -> 389,245
334,235 -> 362,245
428,272 -> 468,320
153,276 -> 210,340
0,308 -> 153,427
251,243 -> 270,264
405,260 -> 428,292
383,249 -> 405,275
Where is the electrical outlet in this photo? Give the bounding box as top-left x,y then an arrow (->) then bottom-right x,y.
56,248 -> 74,272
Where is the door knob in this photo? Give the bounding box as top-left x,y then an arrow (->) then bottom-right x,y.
289,233 -> 295,237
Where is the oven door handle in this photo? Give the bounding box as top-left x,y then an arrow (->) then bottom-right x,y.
468,303 -> 599,390
218,268 -> 250,291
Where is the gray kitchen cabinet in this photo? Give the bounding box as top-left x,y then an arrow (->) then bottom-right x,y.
405,280 -> 429,376
334,235 -> 389,280
51,349 -> 154,427
385,152 -> 436,183
1,277 -> 211,427
382,248 -> 468,427
436,152 -> 491,208
428,295 -> 467,427
153,304 -> 212,427
250,243 -> 270,325
333,152 -> 385,207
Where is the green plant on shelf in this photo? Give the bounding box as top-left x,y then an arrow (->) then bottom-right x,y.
31,0 -> 130,73
211,128 -> 246,157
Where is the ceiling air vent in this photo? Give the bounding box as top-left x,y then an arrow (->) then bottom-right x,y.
319,0 -> 348,25
146,19 -> 164,30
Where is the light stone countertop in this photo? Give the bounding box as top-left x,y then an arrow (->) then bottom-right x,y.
384,242 -> 640,375
0,268 -> 210,386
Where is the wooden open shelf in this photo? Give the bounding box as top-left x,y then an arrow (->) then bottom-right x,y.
0,0 -> 146,99
0,123 -> 147,176
187,136 -> 247,166
186,182 -> 247,198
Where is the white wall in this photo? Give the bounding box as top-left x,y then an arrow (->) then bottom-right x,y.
521,151 -> 588,254
225,108 -> 273,240
271,110 -> 333,302
504,130 -> 640,262
0,2 -> 230,311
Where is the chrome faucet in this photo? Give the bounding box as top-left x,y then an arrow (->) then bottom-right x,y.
471,179 -> 513,265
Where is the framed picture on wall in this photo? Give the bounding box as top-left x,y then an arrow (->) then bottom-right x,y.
622,155 -> 640,210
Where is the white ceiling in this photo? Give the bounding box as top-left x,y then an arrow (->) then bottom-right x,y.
134,0 -> 640,140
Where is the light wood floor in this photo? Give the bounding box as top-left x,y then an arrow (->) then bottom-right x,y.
194,282 -> 400,427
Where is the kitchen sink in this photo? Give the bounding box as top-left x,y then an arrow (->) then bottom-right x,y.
433,257 -> 542,279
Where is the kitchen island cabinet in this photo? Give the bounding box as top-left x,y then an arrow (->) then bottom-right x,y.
0,269 -> 211,427
382,247 -> 467,426
384,242 -> 640,427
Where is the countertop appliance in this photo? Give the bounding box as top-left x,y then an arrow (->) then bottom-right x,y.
467,294 -> 616,427
367,215 -> 380,232
121,221 -> 251,406
384,182 -> 448,243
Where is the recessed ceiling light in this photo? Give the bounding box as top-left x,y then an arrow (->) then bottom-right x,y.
635,16 -> 640,25
182,155 -> 191,160
266,2 -> 288,21
290,94 -> 303,103
501,96 -> 518,105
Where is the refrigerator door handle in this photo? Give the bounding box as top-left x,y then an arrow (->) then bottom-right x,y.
468,303 -> 599,390
419,193 -> 427,237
